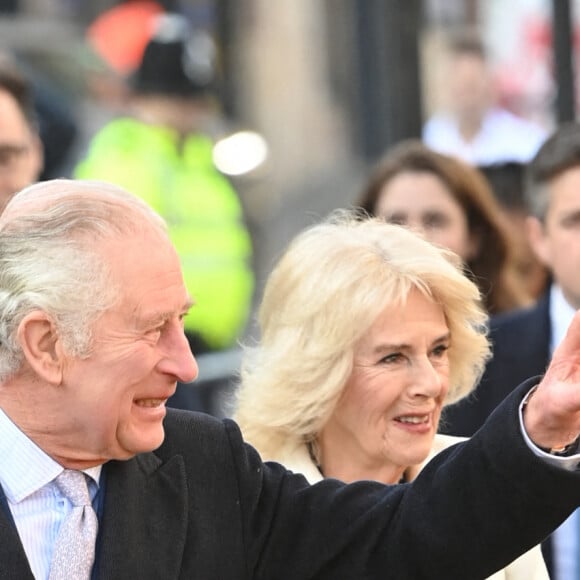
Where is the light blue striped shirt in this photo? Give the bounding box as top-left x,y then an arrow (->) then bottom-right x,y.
0,407 -> 101,579
548,284 -> 579,580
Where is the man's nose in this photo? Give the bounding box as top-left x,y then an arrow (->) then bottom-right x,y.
158,322 -> 199,384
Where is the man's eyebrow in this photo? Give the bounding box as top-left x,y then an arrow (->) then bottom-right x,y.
0,144 -> 27,152
560,210 -> 580,223
139,300 -> 194,327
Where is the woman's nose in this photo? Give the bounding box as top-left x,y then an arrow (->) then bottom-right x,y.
408,357 -> 444,399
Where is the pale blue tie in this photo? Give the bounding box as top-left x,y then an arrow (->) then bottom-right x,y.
49,470 -> 98,580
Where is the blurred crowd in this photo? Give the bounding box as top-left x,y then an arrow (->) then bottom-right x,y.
3,1 -> 580,578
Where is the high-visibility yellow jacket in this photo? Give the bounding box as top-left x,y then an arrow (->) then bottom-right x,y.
75,117 -> 254,350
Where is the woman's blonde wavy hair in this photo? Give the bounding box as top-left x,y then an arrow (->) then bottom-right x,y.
234,211 -> 490,460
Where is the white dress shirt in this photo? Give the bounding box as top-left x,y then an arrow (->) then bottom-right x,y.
423,107 -> 547,165
547,284 -> 580,580
0,408 -> 101,580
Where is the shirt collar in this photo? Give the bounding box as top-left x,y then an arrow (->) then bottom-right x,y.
0,407 -> 101,503
549,283 -> 577,354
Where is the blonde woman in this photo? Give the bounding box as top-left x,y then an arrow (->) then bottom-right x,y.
235,212 -> 548,580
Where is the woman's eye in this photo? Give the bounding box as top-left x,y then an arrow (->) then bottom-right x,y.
431,344 -> 449,358
381,353 -> 402,364
383,214 -> 407,227
424,214 -> 449,229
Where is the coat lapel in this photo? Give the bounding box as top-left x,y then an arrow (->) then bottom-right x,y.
529,293 -> 551,371
96,452 -> 188,580
0,485 -> 35,578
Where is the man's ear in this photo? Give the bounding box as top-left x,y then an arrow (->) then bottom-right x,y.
17,310 -> 64,384
30,132 -> 44,178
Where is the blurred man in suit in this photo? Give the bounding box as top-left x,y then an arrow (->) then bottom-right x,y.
0,58 -> 43,210
441,121 -> 580,579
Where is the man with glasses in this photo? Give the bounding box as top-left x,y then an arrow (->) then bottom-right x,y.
0,58 -> 43,212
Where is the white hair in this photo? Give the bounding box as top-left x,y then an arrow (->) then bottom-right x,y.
0,179 -> 167,380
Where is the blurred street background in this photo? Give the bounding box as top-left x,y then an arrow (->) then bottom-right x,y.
0,0 -> 576,412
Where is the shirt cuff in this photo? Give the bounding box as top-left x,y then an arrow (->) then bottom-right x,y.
519,386 -> 580,471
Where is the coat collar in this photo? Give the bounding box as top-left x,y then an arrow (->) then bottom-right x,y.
95,451 -> 188,579
279,434 -> 465,485
0,488 -> 34,579
276,443 -> 324,485
403,434 -> 465,481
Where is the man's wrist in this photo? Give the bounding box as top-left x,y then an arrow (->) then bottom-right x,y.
536,438 -> 580,457
522,385 -> 580,456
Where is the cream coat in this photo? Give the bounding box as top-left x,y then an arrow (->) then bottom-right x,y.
271,433 -> 549,580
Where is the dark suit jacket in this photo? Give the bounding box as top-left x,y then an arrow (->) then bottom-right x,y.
440,293 -> 551,438
1,379 -> 579,580
439,293 -> 560,574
